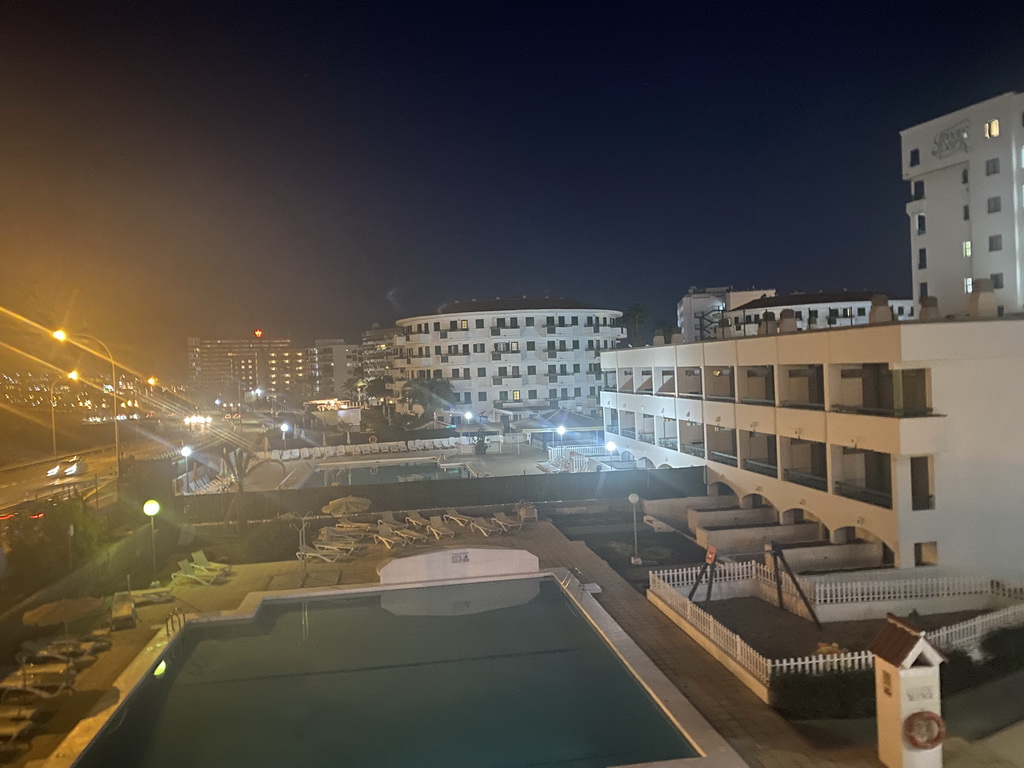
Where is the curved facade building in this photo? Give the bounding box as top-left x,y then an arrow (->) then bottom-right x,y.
394,298 -> 623,425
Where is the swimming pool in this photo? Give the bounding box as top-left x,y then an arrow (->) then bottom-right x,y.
71,578 -> 700,768
304,458 -> 472,487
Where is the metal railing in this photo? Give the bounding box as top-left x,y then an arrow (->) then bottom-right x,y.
779,400 -> 825,411
834,480 -> 892,508
658,438 -> 678,450
783,469 -> 827,491
743,459 -> 777,477
620,429 -> 636,439
681,443 -> 705,458
708,451 -> 737,466
831,404 -> 934,418
638,433 -> 655,444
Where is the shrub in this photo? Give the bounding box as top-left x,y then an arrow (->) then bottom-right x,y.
240,518 -> 296,563
980,625 -> 1024,675
771,670 -> 875,719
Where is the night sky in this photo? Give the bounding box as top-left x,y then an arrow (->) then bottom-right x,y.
2,2 -> 1022,377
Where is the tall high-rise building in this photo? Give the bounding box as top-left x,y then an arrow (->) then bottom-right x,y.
900,92 -> 1023,316
187,332 -> 306,407
310,339 -> 359,399
359,324 -> 400,381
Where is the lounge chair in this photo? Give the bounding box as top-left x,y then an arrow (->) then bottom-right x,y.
398,441 -> 409,452
0,667 -> 76,699
172,560 -> 227,586
493,512 -> 524,532
0,704 -> 40,722
373,524 -> 409,549
326,522 -> 372,538
379,511 -> 408,528
394,526 -> 429,544
296,545 -> 350,562
110,592 -> 138,630
313,537 -> 364,555
191,551 -> 232,575
427,515 -> 456,539
18,639 -> 102,668
443,508 -> 473,527
470,517 -> 502,537
0,717 -> 34,745
405,511 -> 430,529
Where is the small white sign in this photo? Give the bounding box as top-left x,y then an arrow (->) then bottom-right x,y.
906,685 -> 934,703
451,552 -> 469,564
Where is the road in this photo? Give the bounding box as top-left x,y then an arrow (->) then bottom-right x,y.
0,451 -> 119,511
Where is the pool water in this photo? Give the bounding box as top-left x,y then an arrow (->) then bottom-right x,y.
75,579 -> 698,768
305,460 -> 470,486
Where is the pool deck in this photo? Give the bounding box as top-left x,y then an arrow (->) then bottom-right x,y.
12,520 -> 1019,768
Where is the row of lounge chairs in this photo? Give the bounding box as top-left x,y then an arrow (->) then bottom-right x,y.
259,437 -> 462,462
170,551 -> 233,587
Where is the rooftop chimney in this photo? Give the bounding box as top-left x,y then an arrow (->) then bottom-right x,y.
967,278 -> 998,318
757,311 -> 777,336
868,294 -> 893,324
778,308 -> 798,334
919,295 -> 940,321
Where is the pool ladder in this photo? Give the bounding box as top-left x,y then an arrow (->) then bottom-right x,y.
562,566 -> 586,593
165,608 -> 186,636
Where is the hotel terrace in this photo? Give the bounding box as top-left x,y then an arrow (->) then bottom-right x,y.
599,300 -> 1024,580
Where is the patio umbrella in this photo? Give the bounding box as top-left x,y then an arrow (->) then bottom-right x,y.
24,597 -> 105,636
321,495 -> 372,517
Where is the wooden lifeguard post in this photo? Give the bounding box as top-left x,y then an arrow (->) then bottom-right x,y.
868,613 -> 947,768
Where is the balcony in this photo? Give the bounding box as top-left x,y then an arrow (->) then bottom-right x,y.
834,480 -> 892,509
831,404 -> 934,418
681,443 -> 705,458
739,397 -> 775,407
743,459 -> 777,477
780,400 -> 824,411
638,433 -> 655,444
708,451 -> 738,467
605,425 -> 620,436
705,394 -> 735,403
620,428 -> 637,439
783,469 -> 827,491
658,438 -> 678,450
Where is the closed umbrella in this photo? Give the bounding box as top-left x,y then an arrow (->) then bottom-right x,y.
321,495 -> 372,517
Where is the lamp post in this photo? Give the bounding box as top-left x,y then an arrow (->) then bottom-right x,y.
49,370 -> 78,458
280,423 -> 289,449
143,499 -> 160,585
628,493 -> 642,565
556,424 -> 566,446
180,446 -> 193,494
53,330 -> 121,486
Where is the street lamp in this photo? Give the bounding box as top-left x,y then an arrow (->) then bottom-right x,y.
628,493 -> 642,565
53,330 -> 121,486
180,446 -> 193,494
280,423 -> 289,449
143,499 -> 160,585
605,440 -> 617,453
50,370 -> 78,458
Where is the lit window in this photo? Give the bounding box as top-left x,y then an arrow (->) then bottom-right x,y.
964,277 -> 973,294
963,241 -> 972,258
512,390 -> 521,401
984,119 -> 1000,138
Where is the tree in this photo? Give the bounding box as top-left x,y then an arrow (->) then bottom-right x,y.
402,378 -> 456,415
621,303 -> 648,347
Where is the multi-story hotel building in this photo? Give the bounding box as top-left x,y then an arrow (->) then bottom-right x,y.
901,92 -> 1024,316
310,339 -> 359,399
393,298 -> 624,425
187,333 -> 307,406
720,291 -> 915,336
600,308 -> 1024,579
359,325 -> 400,381
677,287 -> 774,343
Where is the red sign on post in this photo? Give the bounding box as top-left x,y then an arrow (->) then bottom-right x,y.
705,546 -> 718,564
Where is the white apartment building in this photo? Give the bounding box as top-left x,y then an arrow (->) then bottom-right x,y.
901,92 -> 1024,316
394,298 -> 624,426
721,291 -> 915,336
310,339 -> 359,398
677,286 -> 774,343
600,313 -> 1024,580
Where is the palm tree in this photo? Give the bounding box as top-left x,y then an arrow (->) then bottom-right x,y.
402,378 -> 456,415
621,303 -> 648,347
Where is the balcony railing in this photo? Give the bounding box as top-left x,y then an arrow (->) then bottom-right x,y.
681,443 -> 705,458
743,459 -> 778,477
831,404 -> 934,418
780,400 -> 825,411
620,428 -> 637,439
708,451 -> 738,467
705,394 -> 735,402
605,425 -> 620,435
783,469 -> 827,491
677,391 -> 703,399
739,397 -> 775,407
638,433 -> 655,444
834,480 -> 892,509
658,438 -> 678,450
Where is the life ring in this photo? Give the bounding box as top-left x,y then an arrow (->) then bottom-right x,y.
903,711 -> 945,750
368,435 -> 378,443
370,466 -> 379,475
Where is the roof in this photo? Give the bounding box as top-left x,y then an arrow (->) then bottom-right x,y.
732,291 -> 911,312
868,613 -> 946,668
434,297 -> 612,314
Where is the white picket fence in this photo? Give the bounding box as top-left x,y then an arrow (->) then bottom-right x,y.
927,602 -> 1024,651
811,575 -> 993,605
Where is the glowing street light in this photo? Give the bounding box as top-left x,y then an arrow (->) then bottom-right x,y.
464,411 -> 474,421
143,499 -> 160,584
605,441 -> 617,452
50,370 -> 78,459
53,329 -> 121,485
280,423 -> 290,449
180,446 -> 193,494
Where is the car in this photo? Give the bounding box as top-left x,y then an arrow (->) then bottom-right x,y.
46,456 -> 88,479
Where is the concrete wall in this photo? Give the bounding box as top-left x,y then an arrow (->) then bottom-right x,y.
688,506 -> 776,533
696,522 -> 824,552
769,541 -> 884,574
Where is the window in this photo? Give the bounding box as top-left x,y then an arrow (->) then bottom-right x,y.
964,277 -> 974,294
571,316 -> 578,325
499,391 -> 508,401
434,346 -> 441,355
920,282 -> 928,298
478,391 -> 487,401
548,365 -> 556,374
526,341 -> 535,351
526,317 -> 535,326
496,317 -> 506,328
512,390 -> 521,401
574,387 -> 582,397
548,389 -> 557,398
918,248 -> 927,269
433,322 -> 440,331
477,367 -> 486,377
912,180 -> 924,200
988,196 -> 1001,213
808,309 -> 818,319
991,272 -> 1004,290
527,365 -> 536,375
990,234 -> 1003,251
962,168 -> 969,184
963,240 -> 972,258
497,366 -> 507,377
528,389 -> 537,399
451,369 -> 460,379
511,365 -> 519,376
510,341 -> 519,352
475,319 -> 484,329
857,307 -> 866,316
572,363 -> 581,373
986,158 -> 1000,175
915,214 -> 926,234
909,148 -> 920,166
963,205 -> 970,220
560,388 -> 568,399
463,368 -> 470,378
984,119 -> 1000,138
460,319 -> 468,330
897,306 -> 905,316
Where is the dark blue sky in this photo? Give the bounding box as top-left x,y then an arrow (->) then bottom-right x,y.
1,2 -> 1022,376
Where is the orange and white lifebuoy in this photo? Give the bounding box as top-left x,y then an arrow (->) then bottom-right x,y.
369,466 -> 379,475
903,711 -> 945,750
368,435 -> 378,443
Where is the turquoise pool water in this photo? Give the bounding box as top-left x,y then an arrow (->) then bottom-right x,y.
74,579 -> 698,767
305,460 -> 470,486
